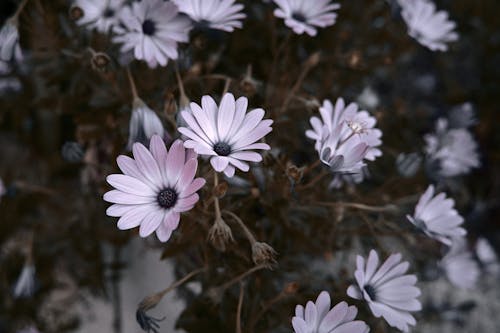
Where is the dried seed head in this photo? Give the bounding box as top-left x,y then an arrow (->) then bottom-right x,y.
69,6 -> 84,21
138,292 -> 164,311
213,182 -> 228,199
207,218 -> 234,252
91,52 -> 111,72
251,242 -> 277,269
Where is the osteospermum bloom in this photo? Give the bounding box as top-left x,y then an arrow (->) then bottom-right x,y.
71,0 -> 124,33
306,98 -> 382,174
292,291 -> 369,333
104,136 -> 206,242
424,118 -> 480,177
173,0 -> 246,32
347,250 -> 422,332
475,238 -> 500,275
113,0 -> 191,68
399,0 -> 458,51
178,93 -> 273,177
128,98 -> 165,150
439,238 -> 479,289
272,0 -> 340,36
406,185 -> 466,246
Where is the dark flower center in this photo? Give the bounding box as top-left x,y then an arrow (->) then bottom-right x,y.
103,8 -> 115,18
142,19 -> 156,36
364,284 -> 377,301
157,188 -> 177,209
292,11 -> 307,23
213,142 -> 231,156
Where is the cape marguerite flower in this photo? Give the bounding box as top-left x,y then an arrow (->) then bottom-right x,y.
406,185 -> 466,246
71,0 -> 125,33
439,238 -> 479,289
272,0 -> 340,36
178,93 -> 273,177
113,0 -> 191,68
292,291 -> 369,333
399,0 -> 458,51
173,0 -> 246,32
347,250 -> 422,332
104,136 -> 206,242
0,20 -> 22,62
127,98 -> 165,150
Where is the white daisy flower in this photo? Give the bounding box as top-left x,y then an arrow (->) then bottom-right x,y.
173,0 -> 246,32
272,0 -> 340,36
292,291 -> 369,333
306,98 -> 382,174
113,0 -> 192,68
127,98 -> 165,150
347,250 -> 422,332
71,0 -> 125,33
399,0 -> 459,51
178,93 -> 273,178
424,118 -> 480,177
475,238 -> 499,276
406,185 -> 466,246
439,238 -> 479,289
0,20 -> 22,62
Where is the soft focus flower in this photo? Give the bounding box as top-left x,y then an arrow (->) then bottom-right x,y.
424,118 -> 480,177
329,167 -> 367,189
439,238 -> 479,289
71,0 -> 124,33
173,0 -> 246,32
292,291 -> 369,333
128,98 -> 165,150
272,0 -> 340,36
406,185 -> 466,246
475,238 -> 499,276
13,264 -> 36,298
113,0 -> 191,68
178,93 -> 273,177
347,250 -> 421,332
396,152 -> 422,178
104,136 -> 206,242
0,60 -> 21,94
448,102 -> 476,129
399,0 -> 458,51
306,98 -> 382,174
0,20 -> 22,62
61,141 -> 85,163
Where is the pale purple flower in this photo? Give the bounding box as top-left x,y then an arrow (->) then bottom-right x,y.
173,0 -> 246,32
113,0 -> 191,68
72,0 -> 125,33
399,0 -> 458,51
475,238 -> 499,276
178,93 -> 273,178
272,0 -> 340,36
347,250 -> 421,332
406,185 -> 466,246
0,20 -> 22,62
306,98 -> 382,174
424,118 -> 480,177
128,98 -> 165,150
396,152 -> 422,178
104,136 -> 206,242
13,264 -> 36,298
439,238 -> 479,289
329,167 -> 367,189
292,291 -> 369,333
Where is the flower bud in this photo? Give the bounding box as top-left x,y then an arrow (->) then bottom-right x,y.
207,218 -> 234,252
128,98 -> 165,150
251,242 -> 277,269
213,182 -> 228,199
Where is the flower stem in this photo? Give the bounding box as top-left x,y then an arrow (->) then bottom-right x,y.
315,201 -> 399,213
174,62 -> 189,108
223,210 -> 257,245
222,77 -> 231,95
213,171 -> 222,221
236,282 -> 244,333
126,66 -> 139,101
11,0 -> 29,22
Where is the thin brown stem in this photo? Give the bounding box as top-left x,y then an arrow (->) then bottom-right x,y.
11,0 -> 29,22
297,170 -> 329,190
213,171 -> 222,221
236,282 -> 244,333
174,62 -> 189,108
304,159 -> 322,174
220,265 -> 266,291
126,66 -> 138,101
222,210 -> 257,245
222,78 -> 232,95
315,201 -> 399,213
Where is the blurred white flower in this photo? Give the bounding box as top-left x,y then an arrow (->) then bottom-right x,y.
356,86 -> 379,110
173,0 -> 246,32
329,167 -> 368,189
71,0 -> 125,33
113,0 -> 191,68
439,238 -> 479,289
292,291 -> 369,333
0,21 -> 22,62
475,238 -> 500,276
128,98 -> 165,150
13,264 -> 36,298
306,98 -> 382,174
407,185 -> 466,246
272,0 -> 340,36
347,250 -> 421,332
396,152 -> 422,177
424,118 -> 480,177
448,102 -> 476,129
399,0 -> 458,51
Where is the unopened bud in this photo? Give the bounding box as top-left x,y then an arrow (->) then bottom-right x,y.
251,242 -> 277,269
207,218 -> 234,252
213,182 -> 228,199
138,292 -> 164,311
69,6 -> 84,21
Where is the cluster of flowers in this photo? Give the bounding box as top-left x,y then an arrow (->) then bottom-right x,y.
0,0 -> 493,332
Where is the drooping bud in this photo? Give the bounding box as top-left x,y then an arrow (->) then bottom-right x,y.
251,242 -> 277,269
207,218 -> 234,252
